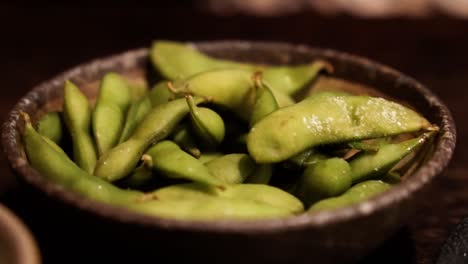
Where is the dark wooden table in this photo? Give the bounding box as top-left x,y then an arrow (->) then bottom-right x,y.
0,5 -> 467,263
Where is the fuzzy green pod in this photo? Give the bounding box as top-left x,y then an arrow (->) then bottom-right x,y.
92,73 -> 132,155
349,132 -> 433,183
148,81 -> 173,107
245,164 -> 273,185
37,111 -> 63,144
171,68 -> 256,121
309,180 -> 392,212
151,182 -> 304,214
22,112 -> 141,204
205,154 -> 256,184
170,124 -> 201,158
247,92 -> 432,163
120,154 -> 154,189
150,41 -> 331,95
296,158 -> 352,207
250,72 -> 279,127
146,140 -> 223,186
119,95 -> 152,143
187,95 -> 225,148
63,80 -> 97,174
94,97 -> 205,182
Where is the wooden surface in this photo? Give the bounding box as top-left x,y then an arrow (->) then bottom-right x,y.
0,5 -> 467,263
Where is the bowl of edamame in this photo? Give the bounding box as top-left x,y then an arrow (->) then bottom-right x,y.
0,204 -> 41,264
2,41 -> 455,263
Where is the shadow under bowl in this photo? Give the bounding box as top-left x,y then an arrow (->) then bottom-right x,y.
1,41 -> 456,264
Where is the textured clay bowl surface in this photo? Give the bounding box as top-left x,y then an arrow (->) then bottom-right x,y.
0,204 -> 40,264
1,41 -> 456,264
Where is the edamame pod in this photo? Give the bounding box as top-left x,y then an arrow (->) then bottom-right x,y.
63,80 -> 97,174
222,184 -> 304,213
148,81 -> 173,107
126,78 -> 148,101
296,158 -> 352,207
171,69 -> 256,120
308,180 -> 392,212
151,41 -> 253,79
94,97 -> 205,182
22,112 -> 141,204
247,92 -> 432,163
170,124 -> 201,158
197,152 -> 223,164
37,111 -> 63,144
250,72 -> 279,127
272,89 -> 295,107
151,41 -> 332,95
205,153 -> 256,184
261,60 -> 333,95
22,112 -> 293,220
187,95 -> 225,148
151,182 -> 304,213
288,148 -> 329,167
121,154 -> 153,189
119,95 -> 152,143
245,164 -> 273,184
92,73 -> 132,155
146,140 -> 222,186
134,197 -> 291,220
349,132 -> 433,183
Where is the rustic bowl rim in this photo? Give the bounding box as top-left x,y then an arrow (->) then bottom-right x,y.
1,40 -> 456,234
0,203 -> 41,264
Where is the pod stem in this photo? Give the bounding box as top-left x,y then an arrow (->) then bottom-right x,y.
141,154 -> 153,168
19,111 -> 32,126
315,60 -> 335,74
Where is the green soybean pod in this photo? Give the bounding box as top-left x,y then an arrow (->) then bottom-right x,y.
150,182 -> 304,214
244,164 -> 273,185
94,96 -> 205,182
187,95 -> 225,148
150,41 -> 332,96
121,154 -> 154,189
148,81 -> 173,107
63,80 -> 97,174
247,92 -> 432,163
22,112 -> 142,205
37,111 -> 63,144
221,184 -> 305,214
287,148 -> 329,168
150,40 -> 253,80
205,153 -> 256,184
262,60 -> 333,95
146,140 -> 222,186
197,152 -> 223,164
23,112 -> 290,220
296,158 -> 352,207
349,132 -> 433,184
133,197 -> 291,220
250,72 -> 279,127
92,72 -> 132,155
271,88 -> 295,108
308,180 -> 392,212
170,124 -> 201,158
170,68 -> 256,121
119,95 -> 152,143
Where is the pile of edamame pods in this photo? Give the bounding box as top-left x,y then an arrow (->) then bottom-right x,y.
22,41 -> 438,220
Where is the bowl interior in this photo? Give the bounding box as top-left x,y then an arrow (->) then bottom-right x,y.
1,41 -> 456,232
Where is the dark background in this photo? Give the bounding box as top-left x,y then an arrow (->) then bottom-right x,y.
1,2 -> 467,263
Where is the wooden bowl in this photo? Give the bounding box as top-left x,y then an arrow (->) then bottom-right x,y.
0,204 -> 40,264
1,41 -> 456,264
